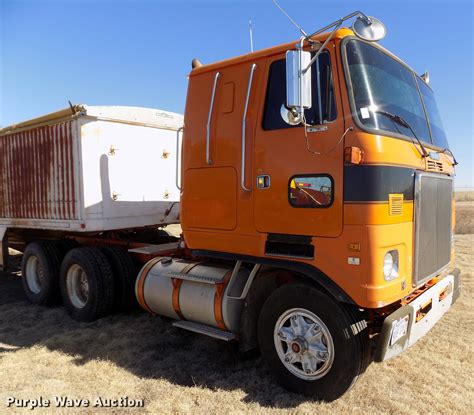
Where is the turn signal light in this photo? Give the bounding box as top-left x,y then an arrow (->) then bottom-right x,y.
344,146 -> 363,164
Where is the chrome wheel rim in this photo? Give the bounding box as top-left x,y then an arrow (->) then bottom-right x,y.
66,264 -> 89,309
274,308 -> 335,380
25,256 -> 43,294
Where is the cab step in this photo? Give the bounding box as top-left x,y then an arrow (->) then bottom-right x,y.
172,320 -> 235,341
128,242 -> 179,255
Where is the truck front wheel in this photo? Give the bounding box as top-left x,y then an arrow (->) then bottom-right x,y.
60,247 -> 114,322
258,283 -> 369,401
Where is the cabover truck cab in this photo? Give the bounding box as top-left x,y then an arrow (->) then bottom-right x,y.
1,12 -> 460,401
137,13 -> 460,400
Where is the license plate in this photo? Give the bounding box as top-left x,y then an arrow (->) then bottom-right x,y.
390,315 -> 409,346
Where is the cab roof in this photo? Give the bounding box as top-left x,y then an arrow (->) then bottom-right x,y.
190,27 -> 418,80
190,28 -> 355,76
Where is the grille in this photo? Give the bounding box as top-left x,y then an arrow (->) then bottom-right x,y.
413,173 -> 453,286
426,160 -> 444,172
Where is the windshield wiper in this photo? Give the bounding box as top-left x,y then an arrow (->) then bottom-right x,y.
374,110 -> 429,158
376,110 -> 458,165
439,148 -> 459,166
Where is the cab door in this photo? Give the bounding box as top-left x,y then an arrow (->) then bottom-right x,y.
253,46 -> 345,238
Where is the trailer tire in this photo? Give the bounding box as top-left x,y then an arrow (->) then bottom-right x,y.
56,239 -> 80,259
99,246 -> 137,312
258,283 -> 369,401
21,241 -> 62,306
60,247 -> 114,322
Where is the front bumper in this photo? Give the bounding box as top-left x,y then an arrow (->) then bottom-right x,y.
375,269 -> 461,362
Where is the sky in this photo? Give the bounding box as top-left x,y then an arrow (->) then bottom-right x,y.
0,0 -> 472,188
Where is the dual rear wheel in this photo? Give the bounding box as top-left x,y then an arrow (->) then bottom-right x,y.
22,241 -> 62,306
21,242 -> 136,322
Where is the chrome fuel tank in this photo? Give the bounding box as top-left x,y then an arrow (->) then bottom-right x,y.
136,257 -> 252,332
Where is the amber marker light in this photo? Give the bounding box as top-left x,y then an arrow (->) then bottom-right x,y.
344,146 -> 363,164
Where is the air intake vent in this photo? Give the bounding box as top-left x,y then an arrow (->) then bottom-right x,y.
427,160 -> 444,172
389,194 -> 404,216
265,234 -> 314,259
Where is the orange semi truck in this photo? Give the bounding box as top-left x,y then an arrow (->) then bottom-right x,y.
0,11 -> 460,400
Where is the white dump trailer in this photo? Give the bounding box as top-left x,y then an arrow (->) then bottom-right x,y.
0,105 -> 182,234
0,105 -> 184,320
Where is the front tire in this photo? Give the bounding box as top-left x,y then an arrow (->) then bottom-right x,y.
258,283 -> 369,401
60,247 -> 114,322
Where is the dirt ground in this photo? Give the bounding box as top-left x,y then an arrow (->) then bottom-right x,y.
0,234 -> 472,413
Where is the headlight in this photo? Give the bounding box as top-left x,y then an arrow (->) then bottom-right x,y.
383,250 -> 399,281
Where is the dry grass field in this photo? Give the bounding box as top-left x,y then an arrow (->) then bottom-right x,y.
455,201 -> 474,234
455,191 -> 474,202
1,217 -> 473,413
455,192 -> 474,234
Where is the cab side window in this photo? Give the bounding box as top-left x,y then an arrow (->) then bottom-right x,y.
289,175 -> 333,208
263,52 -> 336,131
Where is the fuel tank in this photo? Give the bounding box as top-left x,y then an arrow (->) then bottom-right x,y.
136,257 -> 252,332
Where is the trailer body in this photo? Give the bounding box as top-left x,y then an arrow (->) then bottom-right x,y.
0,105 -> 182,233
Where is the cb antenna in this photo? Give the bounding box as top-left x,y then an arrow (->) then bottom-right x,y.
272,0 -> 307,37
249,19 -> 254,52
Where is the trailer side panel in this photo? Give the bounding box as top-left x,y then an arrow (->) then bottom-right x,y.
0,121 -> 79,221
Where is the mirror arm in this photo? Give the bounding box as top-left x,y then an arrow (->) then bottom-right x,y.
304,11 -> 371,41
299,25 -> 339,124
297,38 -> 305,117
300,10 -> 374,76
302,24 -> 339,75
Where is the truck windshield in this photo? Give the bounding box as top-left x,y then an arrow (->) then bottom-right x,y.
416,78 -> 449,149
344,39 -> 449,149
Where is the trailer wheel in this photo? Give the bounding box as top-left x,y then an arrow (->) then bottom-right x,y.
99,246 -> 137,312
21,241 -> 62,305
60,247 -> 114,322
258,283 -> 369,401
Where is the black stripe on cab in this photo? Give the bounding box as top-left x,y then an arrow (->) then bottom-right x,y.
344,165 -> 415,202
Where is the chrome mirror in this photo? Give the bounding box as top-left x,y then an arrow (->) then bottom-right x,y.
420,71 -> 430,84
280,104 -> 301,125
286,50 -> 312,116
352,16 -> 386,41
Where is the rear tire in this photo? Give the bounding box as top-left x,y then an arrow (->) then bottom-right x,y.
60,247 -> 114,322
258,283 -> 369,401
99,246 -> 137,312
21,241 -> 62,306
55,239 -> 79,260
